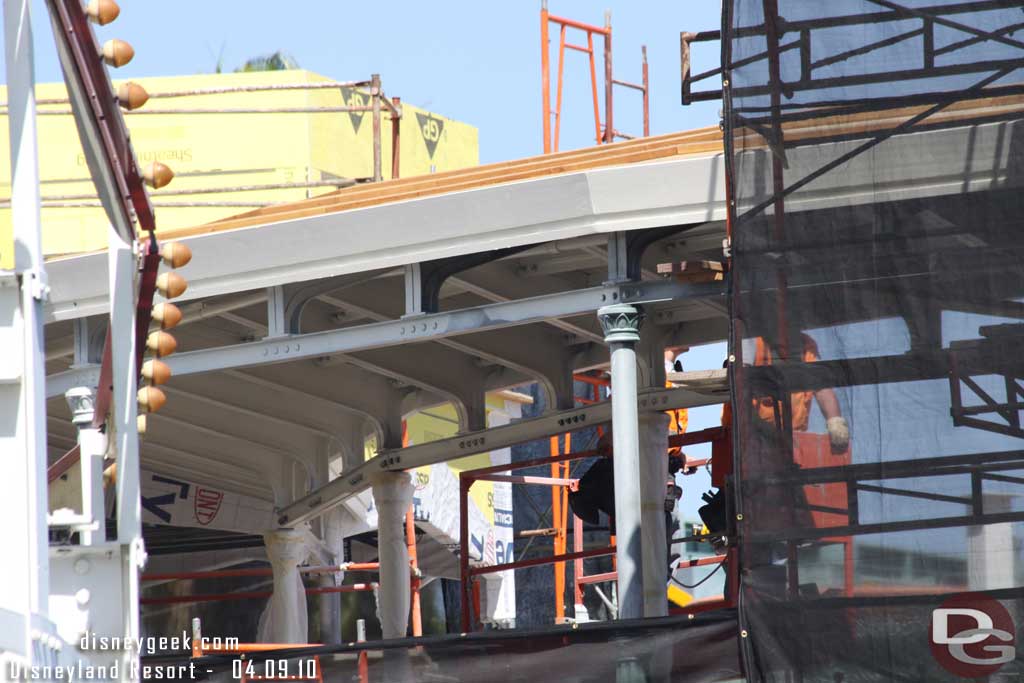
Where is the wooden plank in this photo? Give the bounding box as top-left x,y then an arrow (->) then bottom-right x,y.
174,142 -> 720,235
733,92 -> 1024,149
160,135 -> 723,238
197,128 -> 720,226
160,92 -> 1024,240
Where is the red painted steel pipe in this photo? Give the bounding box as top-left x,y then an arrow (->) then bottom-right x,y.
390,96 -> 401,180
465,448 -> 602,480
573,373 -> 610,388
548,13 -> 610,35
641,45 -> 650,137
603,11 -> 613,144
469,545 -> 615,577
576,570 -> 617,585
541,3 -> 551,154
459,477 -> 471,631
669,426 -> 727,448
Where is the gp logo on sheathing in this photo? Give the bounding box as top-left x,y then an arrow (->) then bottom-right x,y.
930,592 -> 1015,678
415,112 -> 445,159
340,87 -> 368,134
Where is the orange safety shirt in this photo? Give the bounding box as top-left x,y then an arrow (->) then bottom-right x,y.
754,335 -> 819,432
666,380 -> 688,435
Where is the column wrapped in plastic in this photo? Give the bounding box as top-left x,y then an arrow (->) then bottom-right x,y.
371,471 -> 414,639
257,528 -> 309,643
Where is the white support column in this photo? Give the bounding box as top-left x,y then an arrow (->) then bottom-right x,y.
266,285 -> 286,338
259,528 -> 309,643
65,387 -> 107,545
370,471 -> 414,639
108,223 -> 146,675
598,303 -> 644,620
636,324 -> 669,618
319,508 -> 346,644
1,0 -> 51,662
638,412 -> 669,617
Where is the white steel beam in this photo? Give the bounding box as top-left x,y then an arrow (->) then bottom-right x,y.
1,0 -> 51,661
232,303 -> 501,433
141,442 -> 273,496
46,363 -> 101,399
219,369 -> 387,445
448,263 -> 604,345
160,385 -> 335,440
148,411 -> 313,480
276,379 -> 727,527
139,416 -> 289,505
164,279 -> 723,377
305,286 -> 599,411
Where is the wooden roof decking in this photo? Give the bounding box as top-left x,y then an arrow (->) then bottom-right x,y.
160,92 -> 1024,240
159,128 -> 723,239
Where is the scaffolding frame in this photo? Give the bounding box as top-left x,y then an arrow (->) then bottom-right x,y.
457,373 -> 744,631
458,445 -> 616,631
539,3 -> 650,153
680,1 -> 1024,589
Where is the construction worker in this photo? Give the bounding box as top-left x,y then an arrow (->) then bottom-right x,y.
570,344 -> 694,579
568,428 -> 687,538
664,345 -> 688,438
752,334 -> 848,453
701,335 -> 849,540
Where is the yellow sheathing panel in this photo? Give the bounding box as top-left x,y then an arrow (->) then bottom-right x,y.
359,395 -> 517,527
405,398 -> 507,523
305,77 -> 478,182
0,69 -> 478,257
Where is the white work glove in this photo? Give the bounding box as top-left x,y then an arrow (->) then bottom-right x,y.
826,416 -> 850,454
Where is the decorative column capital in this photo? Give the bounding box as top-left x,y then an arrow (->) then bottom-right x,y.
64,386 -> 96,427
598,303 -> 644,344
263,528 -> 308,565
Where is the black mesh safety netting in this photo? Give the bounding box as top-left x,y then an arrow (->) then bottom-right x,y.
141,611 -> 741,683
724,0 -> 1024,680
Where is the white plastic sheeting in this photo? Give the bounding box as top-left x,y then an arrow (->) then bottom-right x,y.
370,471 -> 414,639
257,529 -> 309,643
138,469 -> 276,533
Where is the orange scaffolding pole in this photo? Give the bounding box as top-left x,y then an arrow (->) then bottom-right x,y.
540,6 -> 650,152
406,508 -> 422,637
540,3 -> 612,153
550,432 -> 572,622
540,2 -> 551,154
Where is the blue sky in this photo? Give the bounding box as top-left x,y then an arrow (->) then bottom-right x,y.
6,0 -> 728,515
5,0 -> 727,511
5,0 -> 723,163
